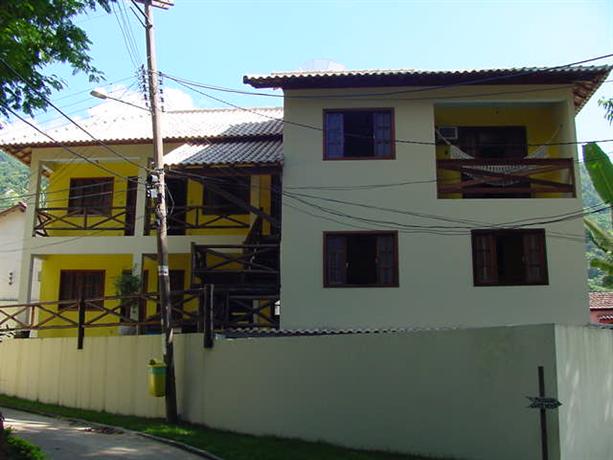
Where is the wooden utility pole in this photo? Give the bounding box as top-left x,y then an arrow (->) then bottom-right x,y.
138,0 -> 177,423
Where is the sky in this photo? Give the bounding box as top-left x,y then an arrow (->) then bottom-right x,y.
16,0 -> 613,150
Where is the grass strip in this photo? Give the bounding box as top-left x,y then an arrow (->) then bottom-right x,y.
0,394 -> 438,460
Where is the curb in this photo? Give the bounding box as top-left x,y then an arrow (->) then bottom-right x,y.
0,406 -> 223,460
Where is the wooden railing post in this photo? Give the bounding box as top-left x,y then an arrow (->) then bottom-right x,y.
77,297 -> 85,350
197,286 -> 205,333
204,285 -> 214,349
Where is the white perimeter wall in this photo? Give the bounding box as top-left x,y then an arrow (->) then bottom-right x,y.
555,325 -> 613,460
0,325 -> 565,460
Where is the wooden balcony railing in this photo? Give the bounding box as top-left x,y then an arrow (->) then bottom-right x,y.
145,205 -> 250,235
34,206 -> 133,236
436,158 -> 576,198
0,285 -> 279,350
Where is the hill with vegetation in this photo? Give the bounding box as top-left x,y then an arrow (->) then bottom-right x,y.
0,150 -> 29,207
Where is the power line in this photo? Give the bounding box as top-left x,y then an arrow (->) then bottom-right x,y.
162,74 -> 613,103
1,105 -> 145,190
169,77 -> 613,148
0,56 -> 150,173
163,52 -> 613,101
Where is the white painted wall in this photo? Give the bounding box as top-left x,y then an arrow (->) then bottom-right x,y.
0,207 -> 28,302
555,325 -> 613,460
0,325 -> 560,460
280,86 -> 589,329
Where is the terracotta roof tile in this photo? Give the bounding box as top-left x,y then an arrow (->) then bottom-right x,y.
589,292 -> 613,310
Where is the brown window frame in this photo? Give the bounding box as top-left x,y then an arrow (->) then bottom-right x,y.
471,229 -> 548,287
202,176 -> 251,215
323,231 -> 399,288
68,177 -> 114,216
323,108 -> 396,161
58,269 -> 106,310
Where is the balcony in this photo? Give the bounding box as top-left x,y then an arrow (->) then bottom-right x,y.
145,205 -> 250,236
34,205 -> 135,237
436,158 -> 576,198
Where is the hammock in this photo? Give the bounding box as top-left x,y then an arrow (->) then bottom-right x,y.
437,127 -> 559,186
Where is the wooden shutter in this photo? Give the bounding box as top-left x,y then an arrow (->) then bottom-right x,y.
59,270 -> 104,309
376,234 -> 396,285
324,112 -> 344,158
68,178 -> 113,215
59,271 -> 78,302
472,233 -> 498,285
523,231 -> 547,284
326,235 -> 347,285
373,111 -> 392,157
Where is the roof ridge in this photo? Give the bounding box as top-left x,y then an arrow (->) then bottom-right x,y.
247,64 -> 613,79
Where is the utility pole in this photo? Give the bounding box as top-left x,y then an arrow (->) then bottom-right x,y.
136,0 -> 177,423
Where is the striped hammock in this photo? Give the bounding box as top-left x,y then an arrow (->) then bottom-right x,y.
438,128 -> 558,186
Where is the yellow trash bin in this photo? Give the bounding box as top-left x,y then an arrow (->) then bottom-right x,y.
148,359 -> 166,397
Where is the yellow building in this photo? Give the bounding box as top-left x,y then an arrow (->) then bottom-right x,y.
0,107 -> 282,337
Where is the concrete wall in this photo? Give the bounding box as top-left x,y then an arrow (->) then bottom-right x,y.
555,325 -> 613,460
280,85 -> 588,330
0,325 -> 562,460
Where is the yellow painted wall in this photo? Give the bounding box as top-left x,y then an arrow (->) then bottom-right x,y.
155,172 -> 273,237
141,253 -> 198,320
37,254 -> 133,338
42,162 -> 140,237
434,103 -> 567,198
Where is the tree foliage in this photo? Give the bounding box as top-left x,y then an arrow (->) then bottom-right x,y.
0,151 -> 29,210
582,143 -> 613,290
0,1 -> 114,117
599,97 -> 613,125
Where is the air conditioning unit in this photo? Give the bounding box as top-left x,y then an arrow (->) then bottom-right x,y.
436,126 -> 458,141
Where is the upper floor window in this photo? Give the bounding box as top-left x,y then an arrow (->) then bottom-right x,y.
324,231 -> 398,287
471,229 -> 548,286
68,178 -> 113,216
203,176 -> 251,215
324,109 -> 394,159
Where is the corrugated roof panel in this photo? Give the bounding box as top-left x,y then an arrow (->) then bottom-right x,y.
164,139 -> 283,166
0,107 -> 283,148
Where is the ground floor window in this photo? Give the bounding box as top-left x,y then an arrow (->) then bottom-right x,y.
58,270 -> 105,309
324,231 -> 398,287
471,229 -> 548,286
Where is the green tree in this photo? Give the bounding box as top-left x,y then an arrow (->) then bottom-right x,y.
0,1 -> 114,117
599,97 -> 613,125
583,142 -> 613,289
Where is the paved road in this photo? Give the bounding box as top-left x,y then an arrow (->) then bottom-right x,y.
2,408 -> 203,459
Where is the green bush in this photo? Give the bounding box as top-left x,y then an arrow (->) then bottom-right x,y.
2,429 -> 45,460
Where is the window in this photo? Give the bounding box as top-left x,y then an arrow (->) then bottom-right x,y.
471,230 -> 548,286
324,231 -> 398,287
58,270 -> 105,309
203,176 -> 251,215
324,109 -> 394,159
68,178 -> 113,215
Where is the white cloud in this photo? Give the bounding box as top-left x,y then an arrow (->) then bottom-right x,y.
162,87 -> 195,111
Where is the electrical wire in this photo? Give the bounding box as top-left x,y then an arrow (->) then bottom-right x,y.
168,77 -> 613,148
162,52 -> 613,101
